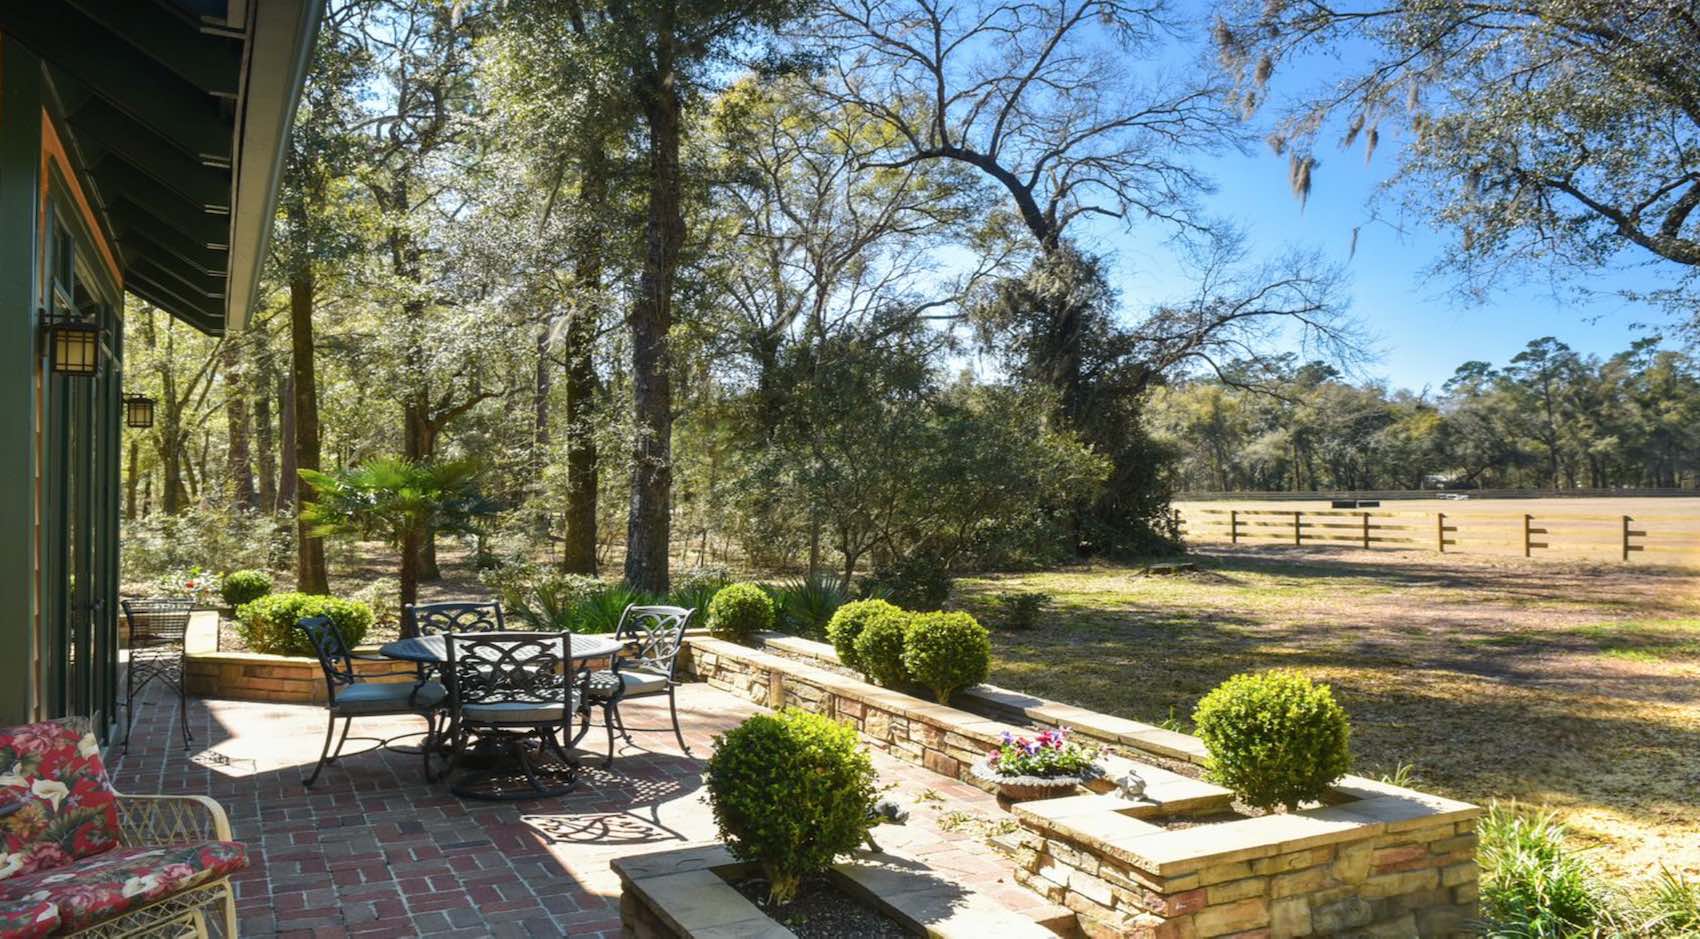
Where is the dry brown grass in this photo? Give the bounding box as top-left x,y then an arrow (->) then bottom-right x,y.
956,546 -> 1700,880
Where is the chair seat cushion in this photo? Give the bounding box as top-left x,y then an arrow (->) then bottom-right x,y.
460,692 -> 581,725
585,668 -> 669,699
0,840 -> 246,933
0,719 -> 121,883
333,681 -> 447,715
0,896 -> 58,938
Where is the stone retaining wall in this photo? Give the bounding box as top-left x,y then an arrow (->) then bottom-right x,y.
681,635 -> 1481,938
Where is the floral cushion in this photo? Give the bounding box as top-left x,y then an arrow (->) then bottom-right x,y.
0,841 -> 246,933
0,721 -> 119,882
0,896 -> 59,939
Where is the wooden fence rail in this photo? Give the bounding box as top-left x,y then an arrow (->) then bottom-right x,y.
1174,507 -> 1692,564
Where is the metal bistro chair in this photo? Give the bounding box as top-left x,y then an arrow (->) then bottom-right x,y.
583,604 -> 695,765
120,597 -> 195,753
297,615 -> 447,787
443,631 -> 586,800
405,600 -> 506,638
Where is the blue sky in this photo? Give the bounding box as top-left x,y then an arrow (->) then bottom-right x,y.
1082,138 -> 1680,393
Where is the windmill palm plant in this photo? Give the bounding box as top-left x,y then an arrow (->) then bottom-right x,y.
299,458 -> 487,627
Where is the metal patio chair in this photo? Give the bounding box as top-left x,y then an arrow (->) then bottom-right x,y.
443,631 -> 586,800
583,604 -> 695,764
120,598 -> 195,753
296,615 -> 446,787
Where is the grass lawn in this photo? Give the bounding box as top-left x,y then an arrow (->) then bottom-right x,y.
956,545 -> 1700,880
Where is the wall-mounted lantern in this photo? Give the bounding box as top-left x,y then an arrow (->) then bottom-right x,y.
122,393 -> 156,429
43,312 -> 102,377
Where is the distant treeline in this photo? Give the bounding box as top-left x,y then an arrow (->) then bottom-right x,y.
1148,337 -> 1700,493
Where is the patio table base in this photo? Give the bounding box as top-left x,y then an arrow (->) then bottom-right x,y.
449,737 -> 581,801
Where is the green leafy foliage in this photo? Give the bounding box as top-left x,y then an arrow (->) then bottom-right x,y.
670,566 -> 732,616
870,553 -> 952,609
120,509 -> 292,588
706,582 -> 776,642
153,567 -> 223,608
1478,803 -> 1620,938
1631,868 -> 1700,937
901,611 -> 991,703
705,709 -> 877,905
236,593 -> 374,657
220,570 -> 274,608
769,575 -> 850,639
1192,669 -> 1352,811
577,583 -> 662,634
825,599 -> 903,677
851,607 -> 914,687
993,591 -> 1050,630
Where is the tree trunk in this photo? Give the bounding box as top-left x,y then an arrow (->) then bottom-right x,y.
255,372 -> 277,514
290,268 -> 330,595
625,44 -> 683,595
222,340 -> 258,510
400,526 -> 422,634
125,440 -> 139,521
561,155 -> 607,575
279,373 -> 298,509
402,394 -> 444,581
534,327 -> 551,458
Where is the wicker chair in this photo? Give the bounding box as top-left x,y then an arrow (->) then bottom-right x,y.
0,718 -> 245,938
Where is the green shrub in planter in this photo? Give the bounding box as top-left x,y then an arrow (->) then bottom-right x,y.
220,569 -> 273,608
902,611 -> 991,703
706,582 -> 775,642
706,709 -> 876,904
1191,669 -> 1352,811
235,593 -> 374,657
825,599 -> 904,678
852,606 -> 914,687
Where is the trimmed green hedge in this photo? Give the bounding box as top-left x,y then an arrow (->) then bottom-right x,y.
1192,669 -> 1352,811
706,582 -> 775,642
902,610 -> 990,703
235,593 -> 374,657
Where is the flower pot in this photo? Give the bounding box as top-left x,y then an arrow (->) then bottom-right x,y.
970,757 -> 1098,803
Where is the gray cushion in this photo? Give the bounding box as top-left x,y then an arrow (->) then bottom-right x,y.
333,680 -> 447,715
460,692 -> 581,725
586,668 -> 669,699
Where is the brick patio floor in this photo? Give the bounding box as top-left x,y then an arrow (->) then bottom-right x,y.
109,680 -> 1050,938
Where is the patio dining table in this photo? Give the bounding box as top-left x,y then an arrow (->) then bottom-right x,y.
378,632 -> 627,800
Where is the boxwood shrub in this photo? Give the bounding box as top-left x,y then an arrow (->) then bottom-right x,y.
1192,669 -> 1352,811
220,569 -> 273,607
852,606 -> 913,687
706,582 -> 775,642
825,599 -> 903,677
705,709 -> 876,905
235,593 -> 374,657
901,611 -> 991,703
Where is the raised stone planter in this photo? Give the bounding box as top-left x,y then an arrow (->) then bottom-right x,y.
180,612 -> 411,704
613,843 -> 1058,938
680,634 -> 1482,938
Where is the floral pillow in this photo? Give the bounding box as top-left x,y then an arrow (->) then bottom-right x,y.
0,719 -> 120,881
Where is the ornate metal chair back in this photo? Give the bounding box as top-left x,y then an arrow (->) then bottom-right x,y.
296,615 -> 359,700
614,605 -> 693,679
443,632 -> 571,708
405,601 -> 505,639
121,598 -> 194,654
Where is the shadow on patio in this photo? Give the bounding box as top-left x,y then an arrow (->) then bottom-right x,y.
109,680 -> 1043,938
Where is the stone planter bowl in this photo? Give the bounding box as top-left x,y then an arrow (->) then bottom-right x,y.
971,757 -> 1100,802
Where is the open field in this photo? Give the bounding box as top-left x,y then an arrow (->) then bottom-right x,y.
956,546 -> 1700,881
1176,494 -> 1700,565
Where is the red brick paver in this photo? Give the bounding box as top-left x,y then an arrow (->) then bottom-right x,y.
111,680 -> 1045,937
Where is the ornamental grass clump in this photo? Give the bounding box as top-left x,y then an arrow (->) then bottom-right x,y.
985,727 -> 1101,780
852,606 -> 914,687
1192,669 -> 1351,811
705,709 -> 877,905
1477,801 -> 1621,937
902,610 -> 990,703
826,599 -> 903,677
706,582 -> 775,642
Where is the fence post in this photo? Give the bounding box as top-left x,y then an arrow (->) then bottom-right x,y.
1230,509 -> 1238,544
1293,510 -> 1302,546
1622,515 -> 1630,562
1362,511 -> 1371,549
1523,514 -> 1533,558
1436,512 -> 1446,554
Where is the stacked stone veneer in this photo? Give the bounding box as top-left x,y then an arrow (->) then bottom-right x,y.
682,635 -> 1481,938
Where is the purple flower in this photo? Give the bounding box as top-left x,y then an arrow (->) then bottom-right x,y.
1000,731 -> 1015,745
1023,740 -> 1042,755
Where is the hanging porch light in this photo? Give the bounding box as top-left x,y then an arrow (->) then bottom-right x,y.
122,393 -> 156,429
